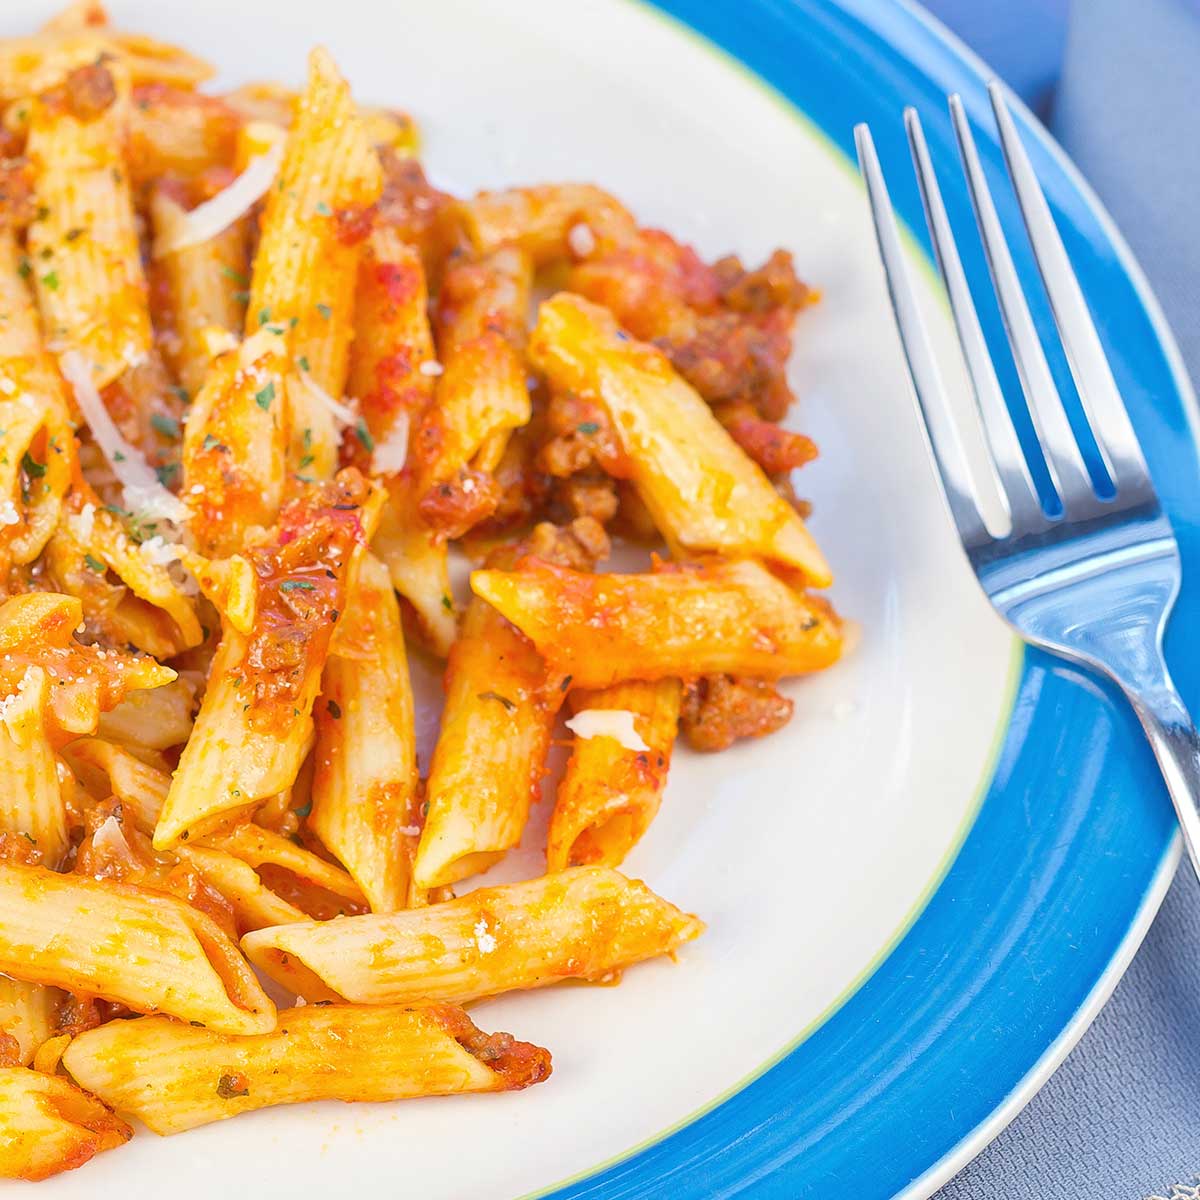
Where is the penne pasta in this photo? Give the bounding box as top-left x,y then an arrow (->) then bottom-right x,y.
181,327 -> 290,556
242,866 -> 704,1005
0,862 -> 275,1035
26,60 -> 149,393
154,472 -> 382,848
63,1003 -> 550,1136
0,1067 -> 129,1181
174,844 -> 308,933
310,553 -> 422,912
528,293 -> 831,585
414,571 -> 558,891
128,84 -> 241,189
0,666 -> 67,866
247,48 -> 382,476
471,556 -> 844,688
150,178 -> 250,397
415,246 -> 533,538
459,183 -> 636,264
96,675 -> 194,751
547,678 -> 681,871
0,980 -> 58,1069
59,737 -> 170,833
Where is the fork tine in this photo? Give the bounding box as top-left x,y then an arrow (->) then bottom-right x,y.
948,94 -> 1103,521
854,123 -> 991,548
904,107 -> 1044,538
988,81 -> 1150,498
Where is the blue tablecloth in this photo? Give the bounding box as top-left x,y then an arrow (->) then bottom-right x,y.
919,2 -> 1200,1195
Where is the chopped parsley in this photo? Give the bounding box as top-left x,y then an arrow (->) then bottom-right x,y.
215,1074 -> 249,1099
202,433 -> 224,452
39,270 -> 59,291
64,227 -> 84,242
170,385 -> 190,404
478,690 -> 516,711
279,579 -> 315,592
220,264 -> 249,286
315,302 -> 332,320
315,200 -> 331,216
83,553 -> 106,573
155,462 -> 179,486
577,421 -> 600,435
255,381 -> 275,410
354,419 -> 374,452
150,413 -> 181,439
257,307 -> 272,327
441,594 -> 453,612
16,256 -> 30,281
21,452 -> 45,478
296,354 -> 310,372
293,800 -> 313,818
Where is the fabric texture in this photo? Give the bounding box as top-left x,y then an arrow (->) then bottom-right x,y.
921,0 -> 1200,1195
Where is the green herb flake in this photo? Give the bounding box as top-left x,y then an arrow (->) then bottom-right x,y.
478,690 -> 516,711
354,419 -> 374,452
83,553 -> 106,573
202,433 -> 224,452
220,264 -> 249,286
170,385 -> 190,404
255,381 -> 275,411
296,355 -> 310,372
577,421 -> 600,435
257,307 -> 271,327
21,452 -> 45,478
315,200 -> 332,216
293,800 -> 313,818
216,1074 -> 249,1100
232,289 -> 250,305
441,593 -> 453,612
150,413 -> 181,439
64,227 -> 84,242
326,699 -> 342,720
279,579 -> 316,592
315,302 -> 332,320
39,270 -> 59,291
16,256 -> 30,281
155,463 -> 179,486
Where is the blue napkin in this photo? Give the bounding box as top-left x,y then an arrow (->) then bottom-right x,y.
924,1 -> 1200,1195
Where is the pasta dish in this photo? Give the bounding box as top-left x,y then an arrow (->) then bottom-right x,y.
0,1 -> 846,1180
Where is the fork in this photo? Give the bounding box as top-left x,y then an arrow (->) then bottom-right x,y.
854,82 -> 1200,878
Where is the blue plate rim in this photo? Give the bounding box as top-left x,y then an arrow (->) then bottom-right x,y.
536,0 -> 1199,1197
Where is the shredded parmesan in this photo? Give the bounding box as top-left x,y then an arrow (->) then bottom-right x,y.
298,374 -> 357,429
398,824 -> 421,837
0,378 -> 14,396
140,535 -> 183,567
153,138 -> 284,258
239,327 -> 284,369
419,360 -> 443,377
59,350 -> 189,525
473,919 -> 497,955
0,500 -> 18,527
565,709 -> 650,752
0,666 -> 40,736
76,502 -> 95,544
371,412 -> 409,475
91,814 -> 131,859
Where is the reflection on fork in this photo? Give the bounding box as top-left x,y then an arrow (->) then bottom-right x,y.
855,82 -> 1200,878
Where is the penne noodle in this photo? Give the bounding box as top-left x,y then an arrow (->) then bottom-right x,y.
242,866 -> 704,1005
0,666 -> 67,866
0,1067 -> 129,1181
413,575 -> 558,890
181,327 -> 290,556
128,84 -> 241,188
0,862 -> 275,1035
0,979 -> 59,1068
0,230 -> 76,572
0,592 -> 176,741
528,293 -> 832,585
26,60 -> 150,393
59,737 -> 170,833
416,246 -> 533,538
96,674 -> 194,751
459,183 -> 636,264
247,48 -> 382,477
174,844 -> 308,933
154,472 -> 382,848
547,678 -> 681,871
310,553 -> 422,912
471,556 -> 844,688
63,1003 -> 551,1136
150,180 -> 250,397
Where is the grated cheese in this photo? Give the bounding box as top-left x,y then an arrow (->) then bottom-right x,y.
564,709 -> 650,752
418,360 -> 443,377
0,378 -> 14,395
473,919 -> 497,955
153,138 -> 285,258
297,373 -> 357,429
140,535 -> 183,567
59,350 -> 189,525
397,824 -> 421,837
76,502 -> 95,543
91,814 -> 131,859
371,412 -> 409,476
0,500 -> 18,527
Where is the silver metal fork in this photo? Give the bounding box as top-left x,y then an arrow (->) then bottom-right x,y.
855,82 -> 1200,878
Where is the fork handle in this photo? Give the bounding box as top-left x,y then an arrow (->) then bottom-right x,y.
1123,676 -> 1200,877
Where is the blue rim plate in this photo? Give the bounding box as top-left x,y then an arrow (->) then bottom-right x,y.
546,1 -> 1197,1197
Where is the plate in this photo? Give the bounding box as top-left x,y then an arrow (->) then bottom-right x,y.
8,1 -> 1196,1198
